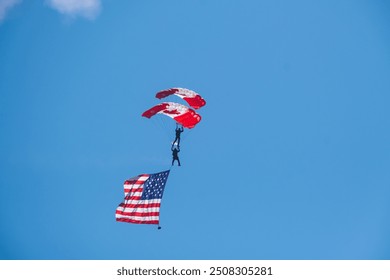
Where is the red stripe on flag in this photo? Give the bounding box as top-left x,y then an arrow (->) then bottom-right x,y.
116,218 -> 159,224
123,196 -> 142,201
120,202 -> 160,209
124,179 -> 147,185
115,211 -> 160,217
124,187 -> 143,193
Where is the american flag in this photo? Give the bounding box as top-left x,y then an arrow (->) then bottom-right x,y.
116,170 -> 170,225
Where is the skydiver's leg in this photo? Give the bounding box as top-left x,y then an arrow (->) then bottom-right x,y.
177,158 -> 181,166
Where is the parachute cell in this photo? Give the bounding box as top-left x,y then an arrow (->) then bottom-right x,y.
142,102 -> 201,129
156,88 -> 206,110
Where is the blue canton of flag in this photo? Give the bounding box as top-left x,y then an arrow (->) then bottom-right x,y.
141,171 -> 169,200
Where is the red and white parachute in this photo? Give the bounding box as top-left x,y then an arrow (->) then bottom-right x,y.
142,102 -> 201,129
156,88 -> 206,110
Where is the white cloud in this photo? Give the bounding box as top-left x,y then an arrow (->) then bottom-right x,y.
0,0 -> 21,22
46,0 -> 101,20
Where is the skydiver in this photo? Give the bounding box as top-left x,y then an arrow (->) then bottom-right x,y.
171,144 -> 181,166
172,123 -> 184,146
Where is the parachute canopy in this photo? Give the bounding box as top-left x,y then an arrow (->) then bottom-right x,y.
142,102 -> 201,129
156,88 -> 206,110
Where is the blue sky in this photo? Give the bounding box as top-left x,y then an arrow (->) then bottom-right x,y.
1,0 -> 390,259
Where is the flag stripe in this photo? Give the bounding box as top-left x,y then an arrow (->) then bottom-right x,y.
124,179 -> 148,185
124,188 -> 143,194
117,202 -> 161,209
116,217 -> 159,224
116,211 -> 160,217
117,206 -> 160,213
116,215 -> 159,220
124,192 -> 143,198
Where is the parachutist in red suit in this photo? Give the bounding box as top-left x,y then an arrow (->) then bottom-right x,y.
171,145 -> 181,166
172,124 -> 184,146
